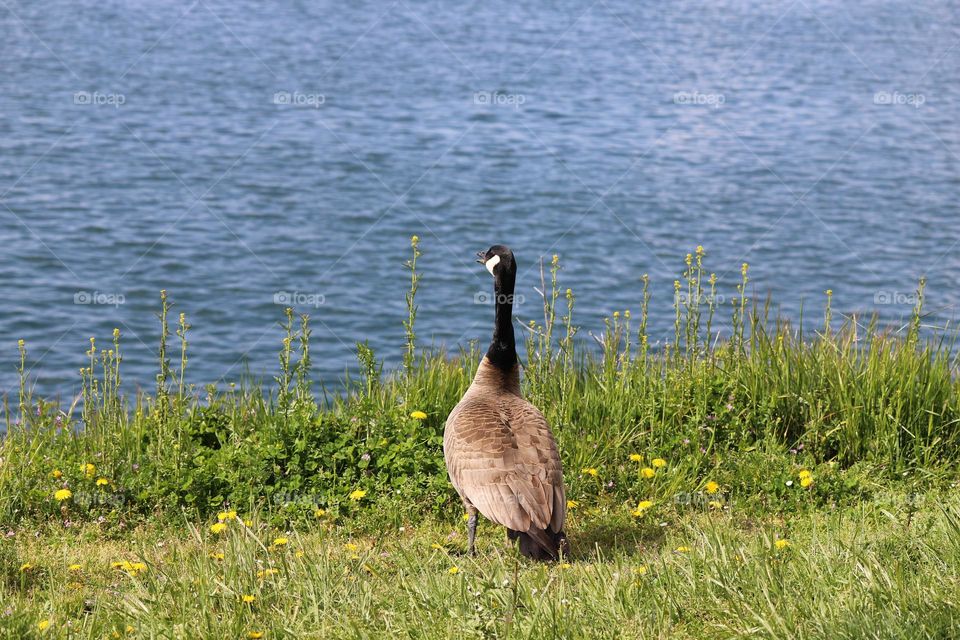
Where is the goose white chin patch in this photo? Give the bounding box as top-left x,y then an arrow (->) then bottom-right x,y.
484,254 -> 501,275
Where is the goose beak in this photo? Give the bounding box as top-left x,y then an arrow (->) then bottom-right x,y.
475,250 -> 486,264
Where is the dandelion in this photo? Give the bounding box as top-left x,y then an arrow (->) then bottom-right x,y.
705,481 -> 720,494
344,543 -> 359,553
800,476 -> 813,488
54,488 -> 72,501
20,562 -> 33,572
566,500 -> 579,509
210,552 -> 225,560
209,522 -> 227,534
448,566 -> 460,575
243,519 -> 253,527
81,463 -> 95,478
51,469 -> 62,479
640,467 -> 655,479
217,510 -> 237,521
242,594 -> 256,604
675,546 -> 691,553
631,500 -> 654,517
314,508 -> 326,518
629,454 -> 642,462
581,467 -> 598,477
410,410 -> 428,420
636,565 -> 648,575
349,489 -> 367,501
68,564 -> 82,572
559,562 -> 572,569
248,633 -> 265,639
431,543 -> 444,550
652,458 -> 667,468
798,469 -> 812,479
272,537 -> 288,547
775,539 -> 791,550
708,501 -> 723,510
96,477 -> 109,487
257,569 -> 279,578
38,620 -> 51,632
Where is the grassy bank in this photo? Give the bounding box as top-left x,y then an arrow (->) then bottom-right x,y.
2,240 -> 960,637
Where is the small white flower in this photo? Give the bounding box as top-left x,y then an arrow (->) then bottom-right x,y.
786,480 -> 794,487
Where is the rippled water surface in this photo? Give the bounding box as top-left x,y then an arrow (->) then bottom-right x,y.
1,0 -> 958,397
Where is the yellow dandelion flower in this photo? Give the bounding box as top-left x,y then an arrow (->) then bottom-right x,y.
800,476 -> 813,488
51,469 -> 62,479
410,410 -> 428,420
20,562 -> 33,572
248,633 -> 265,639
448,566 -> 459,575
257,569 -> 279,578
581,467 -> 598,477
559,562 -> 572,569
629,454 -> 642,462
775,539 -> 791,550
705,481 -> 720,494
566,500 -> 579,509
652,458 -> 667,468
708,500 -> 723,510
242,594 -> 256,603
54,488 -> 72,501
349,489 -> 367,501
210,552 -> 225,560
38,620 -> 51,631
81,463 -> 96,478
431,543 -> 444,550
631,500 -> 654,517
209,522 -> 227,534
798,469 -> 812,479
272,537 -> 288,547
217,510 -> 237,521
675,546 -> 691,553
295,550 -> 304,558
636,565 -> 648,575
344,543 -> 359,552
462,513 -> 470,521
96,477 -> 109,487
243,519 -> 253,527
314,508 -> 326,518
640,467 -> 655,479
68,564 -> 82,572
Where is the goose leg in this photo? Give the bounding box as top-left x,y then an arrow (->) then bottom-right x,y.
466,506 -> 478,556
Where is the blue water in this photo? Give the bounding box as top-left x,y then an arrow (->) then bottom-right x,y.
1,0 -> 958,399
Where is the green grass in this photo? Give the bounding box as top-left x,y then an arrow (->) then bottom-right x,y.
2,241 -> 960,637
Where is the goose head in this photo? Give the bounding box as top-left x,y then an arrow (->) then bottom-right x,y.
476,245 -> 516,278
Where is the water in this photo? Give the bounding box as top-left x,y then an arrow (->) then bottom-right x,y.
1,0 -> 958,399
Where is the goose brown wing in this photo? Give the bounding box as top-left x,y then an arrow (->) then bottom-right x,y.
444,396 -> 566,533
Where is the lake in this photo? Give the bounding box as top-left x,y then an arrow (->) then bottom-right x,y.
1,0 -> 958,399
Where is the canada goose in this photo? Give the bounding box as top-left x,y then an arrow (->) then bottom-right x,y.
443,245 -> 568,560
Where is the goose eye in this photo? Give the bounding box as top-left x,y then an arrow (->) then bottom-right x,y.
485,254 -> 501,275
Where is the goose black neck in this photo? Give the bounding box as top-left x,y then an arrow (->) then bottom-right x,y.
486,269 -> 517,371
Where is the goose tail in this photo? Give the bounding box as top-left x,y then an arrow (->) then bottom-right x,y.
509,527 -> 568,561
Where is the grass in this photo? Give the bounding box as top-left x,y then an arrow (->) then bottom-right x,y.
2,240 -> 960,637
